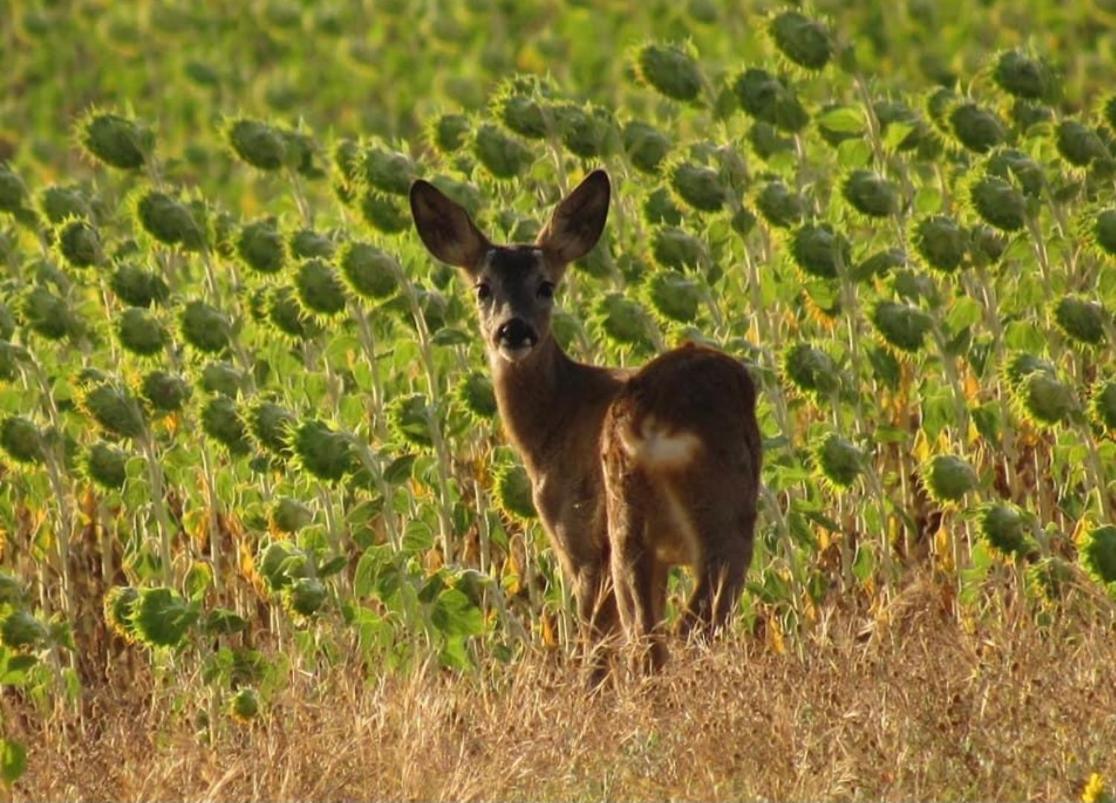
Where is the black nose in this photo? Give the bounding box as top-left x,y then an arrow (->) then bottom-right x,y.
497,318 -> 538,348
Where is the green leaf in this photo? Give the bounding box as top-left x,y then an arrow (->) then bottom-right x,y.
432,327 -> 471,347
1003,321 -> 1045,353
0,648 -> 32,685
203,608 -> 248,635
354,546 -> 392,598
818,106 -> 865,134
867,345 -> 901,389
419,572 -> 446,604
921,386 -> 958,441
837,138 -> 873,169
801,508 -> 842,532
946,296 -> 983,332
351,605 -> 393,654
383,454 -> 416,485
431,587 -> 485,637
944,325 -> 972,358
323,333 -> 360,362
122,477 -> 151,510
882,121 -> 916,151
914,185 -> 942,215
973,402 -> 1002,443
872,425 -> 910,444
1,739 -> 26,786
184,562 -> 213,601
376,563 -> 403,602
402,519 -> 435,553
960,540 -> 994,607
439,635 -> 472,670
852,543 -> 876,583
318,555 -> 348,578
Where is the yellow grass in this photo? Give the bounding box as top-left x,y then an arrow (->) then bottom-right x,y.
17,580 -> 1116,800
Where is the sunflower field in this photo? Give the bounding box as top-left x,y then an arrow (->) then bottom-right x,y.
1,0 -> 1116,791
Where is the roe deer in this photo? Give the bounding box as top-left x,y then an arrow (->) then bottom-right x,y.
409,170 -> 762,675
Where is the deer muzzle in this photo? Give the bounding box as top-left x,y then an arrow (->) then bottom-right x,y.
495,318 -> 539,362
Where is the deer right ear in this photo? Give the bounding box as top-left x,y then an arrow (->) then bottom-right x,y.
410,180 -> 490,271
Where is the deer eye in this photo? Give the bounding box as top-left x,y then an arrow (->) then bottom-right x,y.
475,282 -> 492,302
537,281 -> 555,300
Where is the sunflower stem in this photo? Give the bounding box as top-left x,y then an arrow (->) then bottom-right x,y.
140,430 -> 175,586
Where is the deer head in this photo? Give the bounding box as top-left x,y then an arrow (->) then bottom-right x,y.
410,170 -> 610,365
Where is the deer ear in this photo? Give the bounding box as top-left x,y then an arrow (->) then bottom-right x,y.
537,170 -> 610,266
410,180 -> 490,272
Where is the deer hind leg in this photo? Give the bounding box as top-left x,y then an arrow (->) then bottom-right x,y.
680,510 -> 756,642
606,468 -> 669,673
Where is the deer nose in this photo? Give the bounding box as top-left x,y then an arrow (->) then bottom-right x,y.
497,318 -> 538,348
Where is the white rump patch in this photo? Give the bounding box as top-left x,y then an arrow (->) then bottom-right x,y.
619,416 -> 700,470
614,416 -> 702,565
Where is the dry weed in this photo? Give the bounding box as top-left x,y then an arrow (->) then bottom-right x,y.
17,587 -> 1116,800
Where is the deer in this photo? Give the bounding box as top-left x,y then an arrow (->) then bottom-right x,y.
409,169 -> 762,678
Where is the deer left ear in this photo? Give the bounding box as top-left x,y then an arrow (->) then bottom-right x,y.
537,170 -> 610,266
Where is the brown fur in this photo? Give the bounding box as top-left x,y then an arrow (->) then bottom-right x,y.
410,171 -> 762,678
602,344 -> 762,669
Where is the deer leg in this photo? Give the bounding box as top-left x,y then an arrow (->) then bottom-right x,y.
574,562 -> 619,687
680,520 -> 754,642
607,470 -> 669,673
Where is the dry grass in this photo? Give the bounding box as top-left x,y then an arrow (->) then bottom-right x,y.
18,581 -> 1116,800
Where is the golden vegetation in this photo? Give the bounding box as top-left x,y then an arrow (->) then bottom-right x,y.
19,578 -> 1116,800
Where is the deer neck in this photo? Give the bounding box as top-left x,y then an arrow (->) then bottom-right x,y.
489,337 -> 602,476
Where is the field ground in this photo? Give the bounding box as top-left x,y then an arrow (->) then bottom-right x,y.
21,578 -> 1116,800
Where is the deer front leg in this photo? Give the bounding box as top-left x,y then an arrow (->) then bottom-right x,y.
534,477 -> 621,685
571,561 -> 619,687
